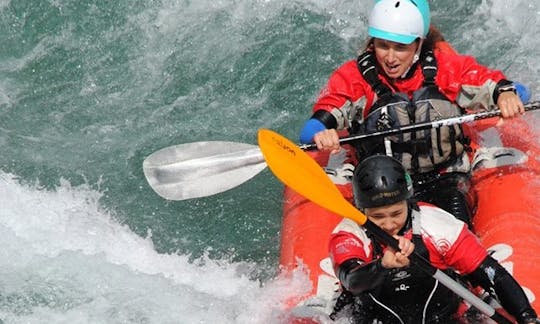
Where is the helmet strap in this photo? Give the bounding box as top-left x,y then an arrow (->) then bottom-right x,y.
412,38 -> 424,63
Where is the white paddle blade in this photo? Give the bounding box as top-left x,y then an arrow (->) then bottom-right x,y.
143,141 -> 266,200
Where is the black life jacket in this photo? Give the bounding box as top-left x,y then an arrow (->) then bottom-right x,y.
352,51 -> 468,175
354,209 -> 462,323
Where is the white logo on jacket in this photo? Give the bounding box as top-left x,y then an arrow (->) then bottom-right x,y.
395,284 -> 410,292
392,270 -> 411,281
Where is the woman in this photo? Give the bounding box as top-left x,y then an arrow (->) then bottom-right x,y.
328,155 -> 538,323
299,0 -> 526,226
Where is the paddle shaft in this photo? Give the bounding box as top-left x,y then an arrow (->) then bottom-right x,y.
363,221 -> 512,324
299,101 -> 540,150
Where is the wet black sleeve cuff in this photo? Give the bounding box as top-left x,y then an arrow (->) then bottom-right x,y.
493,79 -> 516,103
311,110 -> 337,129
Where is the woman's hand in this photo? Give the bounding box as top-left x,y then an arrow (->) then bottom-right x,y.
380,236 -> 415,269
313,128 -> 341,154
496,91 -> 525,125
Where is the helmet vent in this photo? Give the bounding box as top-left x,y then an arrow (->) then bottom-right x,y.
381,175 -> 388,186
395,1 -> 400,8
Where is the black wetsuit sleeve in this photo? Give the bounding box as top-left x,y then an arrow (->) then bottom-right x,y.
311,110 -> 337,129
466,256 -> 538,323
338,258 -> 388,295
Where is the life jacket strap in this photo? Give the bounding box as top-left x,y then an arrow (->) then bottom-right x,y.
390,139 -> 431,155
356,51 -> 392,97
421,50 -> 438,87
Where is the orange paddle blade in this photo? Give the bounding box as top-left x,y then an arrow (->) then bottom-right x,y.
257,129 -> 367,225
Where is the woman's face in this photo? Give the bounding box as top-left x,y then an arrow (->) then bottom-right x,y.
373,38 -> 419,79
365,200 -> 408,236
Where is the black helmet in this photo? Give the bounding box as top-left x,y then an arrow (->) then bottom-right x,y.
353,155 -> 413,208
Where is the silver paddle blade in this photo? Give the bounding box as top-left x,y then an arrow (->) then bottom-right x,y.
143,141 -> 266,200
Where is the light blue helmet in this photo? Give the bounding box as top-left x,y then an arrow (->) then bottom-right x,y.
368,0 -> 431,45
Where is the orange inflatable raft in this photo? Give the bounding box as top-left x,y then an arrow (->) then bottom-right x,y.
278,118 -> 540,322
